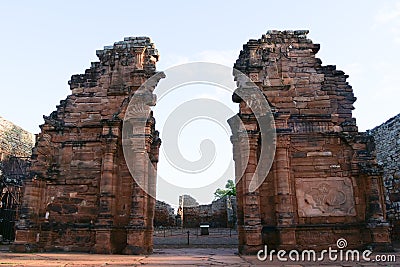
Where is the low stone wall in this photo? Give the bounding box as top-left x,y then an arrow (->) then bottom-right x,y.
370,113 -> 400,240
181,196 -> 236,228
154,200 -> 176,227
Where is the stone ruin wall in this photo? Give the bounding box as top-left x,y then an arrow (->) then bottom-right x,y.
230,30 -> 391,253
154,200 -> 175,227
178,194 -> 199,208
13,37 -> 162,254
176,194 -> 197,227
0,116 -> 34,159
370,114 -> 400,240
10,30 -> 392,255
0,117 -> 33,242
180,196 -> 237,228
0,117 -> 33,208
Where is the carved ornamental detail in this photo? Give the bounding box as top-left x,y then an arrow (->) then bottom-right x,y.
296,178 -> 356,217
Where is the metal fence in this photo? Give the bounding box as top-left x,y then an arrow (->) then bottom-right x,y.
0,183 -> 23,243
153,227 -> 238,247
0,207 -> 18,242
0,156 -> 29,243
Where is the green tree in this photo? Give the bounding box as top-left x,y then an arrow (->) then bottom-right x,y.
214,179 -> 236,199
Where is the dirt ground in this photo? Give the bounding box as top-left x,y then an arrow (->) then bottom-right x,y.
153,227 -> 238,248
0,246 -> 399,266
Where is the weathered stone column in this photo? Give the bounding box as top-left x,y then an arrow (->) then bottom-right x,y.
124,148 -> 149,254
144,132 -> 160,252
122,72 -> 162,254
12,179 -> 46,252
229,81 -> 266,254
93,124 -> 119,254
232,128 -> 263,254
365,173 -> 391,249
122,110 -> 154,254
242,132 -> 263,254
274,135 -> 296,249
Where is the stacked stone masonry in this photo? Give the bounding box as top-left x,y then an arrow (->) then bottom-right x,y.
370,113 -> 400,240
178,195 -> 237,228
229,30 -> 391,253
177,195 -> 198,228
0,116 -> 34,159
13,30 -> 392,255
178,194 -> 199,208
13,37 -> 162,254
153,200 -> 175,227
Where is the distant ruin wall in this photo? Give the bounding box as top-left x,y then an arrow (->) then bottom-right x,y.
154,200 -> 175,227
370,114 -> 400,240
0,116 -> 34,159
180,196 -> 236,228
0,117 -> 33,242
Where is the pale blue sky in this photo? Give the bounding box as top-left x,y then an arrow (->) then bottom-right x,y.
1,1 -> 399,205
1,1 -> 399,133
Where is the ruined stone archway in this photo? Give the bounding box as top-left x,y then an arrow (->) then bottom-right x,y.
12,37 -> 161,254
13,31 -> 391,254
229,30 -> 391,253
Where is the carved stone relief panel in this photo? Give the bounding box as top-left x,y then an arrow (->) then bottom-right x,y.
296,177 -> 356,217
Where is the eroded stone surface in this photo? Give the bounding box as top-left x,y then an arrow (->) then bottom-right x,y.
230,30 -> 391,253
0,116 -> 34,159
154,200 -> 176,227
13,37 -> 162,254
11,30 -> 392,255
295,177 -> 356,217
370,113 -> 400,240
178,195 -> 237,228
